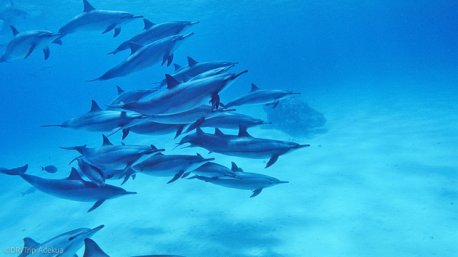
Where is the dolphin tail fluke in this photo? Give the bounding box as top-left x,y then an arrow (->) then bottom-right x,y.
250,188 -> 263,198
265,154 -> 279,168
113,27 -> 121,38
43,47 -> 50,60
88,199 -> 105,212
0,164 -> 28,176
121,167 -> 136,185
185,117 -> 205,133
84,238 -> 110,257
167,170 -> 185,184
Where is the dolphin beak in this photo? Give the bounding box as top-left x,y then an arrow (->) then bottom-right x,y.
278,181 -> 289,184
296,144 -> 310,149
181,32 -> 195,39
230,70 -> 248,80
91,225 -> 105,233
190,21 -> 200,25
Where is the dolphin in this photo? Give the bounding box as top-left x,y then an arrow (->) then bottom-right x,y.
179,127 -> 309,168
185,112 -> 268,133
118,70 -> 247,115
63,135 -> 164,171
120,120 -> 186,140
222,83 -> 301,108
110,85 -> 157,106
77,156 -> 137,185
191,161 -> 240,178
193,163 -> 288,197
109,18 -> 198,55
42,100 -> 145,132
15,225 -> 104,257
92,33 -> 194,81
58,0 -> 142,39
159,56 -> 237,86
0,26 -> 60,62
133,153 -> 214,183
0,165 -> 136,212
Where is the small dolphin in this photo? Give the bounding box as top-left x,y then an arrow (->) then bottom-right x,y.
64,135 -> 164,171
83,238 -> 109,257
41,165 -> 58,173
110,85 -> 157,106
118,70 -> 247,115
92,33 -> 194,81
58,0 -> 142,39
159,56 -> 237,86
192,162 -> 288,197
16,225 -> 104,257
0,165 -> 135,212
191,161 -> 240,178
133,153 -> 214,183
222,83 -> 301,108
121,120 -> 186,140
42,100 -> 145,132
109,18 -> 198,55
179,127 -> 309,168
0,26 -> 60,62
185,112 -> 268,133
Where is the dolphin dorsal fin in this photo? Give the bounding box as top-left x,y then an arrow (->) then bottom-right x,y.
116,86 -> 124,95
196,153 -> 203,158
238,126 -> 252,137
83,0 -> 96,12
68,168 -> 83,180
90,100 -> 102,112
165,74 -> 180,89
196,127 -> 204,135
10,25 -> 19,36
128,42 -> 142,55
173,63 -> 182,71
187,56 -> 198,66
23,237 -> 40,250
120,111 -> 127,119
83,239 -> 110,257
250,83 -> 260,92
215,128 -> 224,136
102,135 -> 113,146
143,18 -> 155,30
231,162 -> 243,172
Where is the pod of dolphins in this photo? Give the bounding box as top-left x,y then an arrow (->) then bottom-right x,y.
0,0 -> 309,256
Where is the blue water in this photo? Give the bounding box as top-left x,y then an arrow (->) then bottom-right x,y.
1,0 -> 457,256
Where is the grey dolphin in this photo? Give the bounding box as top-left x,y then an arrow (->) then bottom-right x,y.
42,100 -> 145,132
159,56 -> 237,86
121,120 -> 186,140
193,163 -> 288,197
118,70 -> 247,115
92,33 -> 194,81
58,0 -> 142,39
179,127 -> 309,168
0,26 -> 60,62
0,165 -> 136,212
16,225 -> 104,257
133,153 -> 214,183
110,85 -> 157,106
109,18 -> 198,55
63,135 -> 164,171
185,112 -> 268,133
222,83 -> 301,108
191,161 -> 240,178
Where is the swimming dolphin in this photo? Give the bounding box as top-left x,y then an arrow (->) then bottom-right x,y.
42,100 -> 145,132
58,0 -> 142,39
0,26 -> 60,62
191,161 -> 239,178
118,70 -> 247,115
222,83 -> 301,108
179,127 -> 309,168
63,135 -> 164,171
120,120 -> 186,140
109,18 -> 198,55
193,163 -> 288,197
92,33 -> 194,81
185,112 -> 268,133
83,239 -> 109,257
0,165 -> 136,212
16,225 -> 104,257
133,153 -> 214,183
159,56 -> 237,86
110,85 -> 157,106
77,155 -> 137,185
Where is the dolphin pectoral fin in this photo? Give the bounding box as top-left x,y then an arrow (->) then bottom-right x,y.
210,94 -> 220,109
250,188 -> 263,198
24,44 -> 36,59
102,24 -> 116,34
43,47 -> 50,60
167,54 -> 174,66
265,155 -> 279,168
53,38 -> 63,45
175,125 -> 185,139
113,27 -> 121,38
88,199 -> 106,212
185,117 -> 205,133
167,170 -> 185,184
271,100 -> 280,108
10,25 -> 19,37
